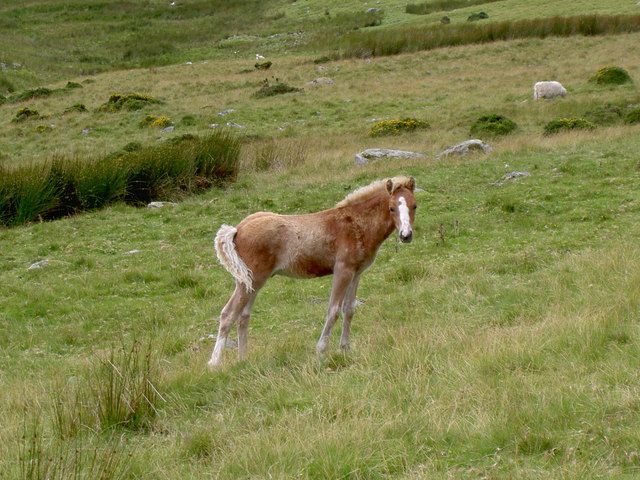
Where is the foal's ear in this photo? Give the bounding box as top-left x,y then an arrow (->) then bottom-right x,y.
407,176 -> 416,192
386,179 -> 394,194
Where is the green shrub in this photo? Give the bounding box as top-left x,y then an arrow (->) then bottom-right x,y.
254,61 -> 272,70
8,86 -> 54,102
543,117 -> 596,135
12,107 -> 39,122
64,81 -> 83,89
252,79 -> 301,98
589,66 -> 633,85
470,114 -> 517,136
625,107 -> 640,124
63,103 -> 88,114
99,93 -> 162,112
314,56 -> 332,64
139,115 -> 172,128
468,12 -> 489,22
368,117 -> 430,137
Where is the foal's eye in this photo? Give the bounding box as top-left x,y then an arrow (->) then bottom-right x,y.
413,205 -> 417,210
389,207 -> 395,213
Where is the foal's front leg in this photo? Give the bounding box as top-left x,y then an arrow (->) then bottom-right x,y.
316,266 -> 355,355
339,274 -> 361,351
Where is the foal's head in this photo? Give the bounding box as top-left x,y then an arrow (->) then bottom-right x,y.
386,177 -> 417,243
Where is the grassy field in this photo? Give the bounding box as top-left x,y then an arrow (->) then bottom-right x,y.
2,0 -> 640,478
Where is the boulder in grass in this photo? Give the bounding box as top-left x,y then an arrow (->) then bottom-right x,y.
355,148 -> 427,166
436,139 -> 492,160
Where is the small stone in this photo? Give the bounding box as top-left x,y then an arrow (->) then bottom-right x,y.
28,259 -> 49,270
160,126 -> 174,133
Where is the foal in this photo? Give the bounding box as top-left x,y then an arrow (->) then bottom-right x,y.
208,176 -> 417,368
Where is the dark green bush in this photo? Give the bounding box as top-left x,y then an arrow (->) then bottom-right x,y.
468,12 -> 489,22
252,80 -> 301,98
99,93 -> 162,112
12,107 -> 39,122
543,117 -> 596,135
8,87 -> 54,102
255,61 -> 272,70
470,114 -> 517,136
589,66 -> 633,85
63,103 -> 88,114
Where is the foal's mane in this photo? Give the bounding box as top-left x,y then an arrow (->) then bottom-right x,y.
336,176 -> 413,208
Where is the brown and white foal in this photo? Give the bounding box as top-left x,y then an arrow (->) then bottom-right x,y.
208,176 -> 417,368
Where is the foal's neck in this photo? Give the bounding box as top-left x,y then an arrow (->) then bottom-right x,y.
345,192 -> 395,239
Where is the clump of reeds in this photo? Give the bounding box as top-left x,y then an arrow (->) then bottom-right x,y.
0,131 -> 240,227
339,14 -> 640,58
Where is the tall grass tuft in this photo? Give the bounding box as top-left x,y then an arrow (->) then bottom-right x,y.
19,412 -> 130,480
91,340 -> 163,432
0,131 -> 240,227
339,14 -> 640,58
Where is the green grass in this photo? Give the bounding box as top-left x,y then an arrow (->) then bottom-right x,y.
2,0 -> 640,478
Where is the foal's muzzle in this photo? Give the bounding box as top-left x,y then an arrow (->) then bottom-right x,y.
399,231 -> 413,243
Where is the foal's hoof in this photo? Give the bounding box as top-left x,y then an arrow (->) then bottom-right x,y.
206,359 -> 221,371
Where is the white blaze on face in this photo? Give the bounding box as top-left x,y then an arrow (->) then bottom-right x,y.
398,197 -> 411,237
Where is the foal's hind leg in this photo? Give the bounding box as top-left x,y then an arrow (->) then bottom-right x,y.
208,283 -> 254,369
237,293 -> 258,362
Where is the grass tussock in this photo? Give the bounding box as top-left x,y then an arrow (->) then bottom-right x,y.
340,14 -> 640,58
0,131 -> 240,227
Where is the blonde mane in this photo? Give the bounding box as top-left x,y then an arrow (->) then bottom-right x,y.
336,176 -> 414,208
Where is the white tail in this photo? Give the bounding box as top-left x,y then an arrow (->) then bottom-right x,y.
214,224 -> 254,292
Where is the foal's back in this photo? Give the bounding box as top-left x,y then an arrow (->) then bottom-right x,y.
234,210 -> 339,282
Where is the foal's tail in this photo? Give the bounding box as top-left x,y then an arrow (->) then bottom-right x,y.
214,224 -> 254,292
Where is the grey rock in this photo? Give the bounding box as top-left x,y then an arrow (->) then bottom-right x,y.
217,109 -> 235,116
493,171 -> 531,186
355,148 -> 427,166
226,122 -> 246,129
436,139 -> 492,160
28,259 -> 49,270
305,77 -> 335,86
147,201 -> 177,209
160,126 -> 174,133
